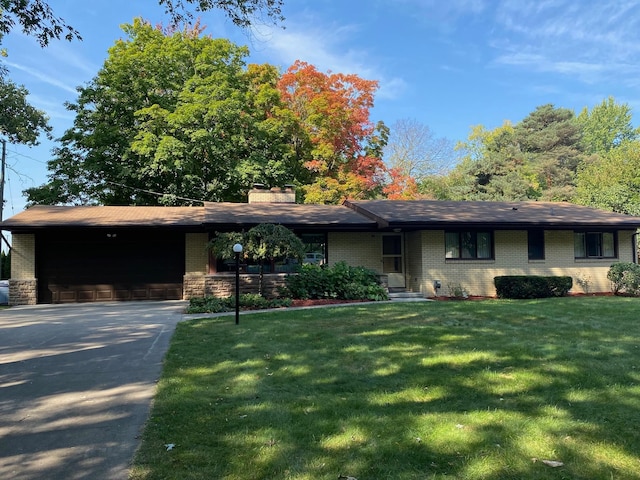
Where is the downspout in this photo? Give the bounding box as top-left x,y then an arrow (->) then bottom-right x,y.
633,231 -> 639,264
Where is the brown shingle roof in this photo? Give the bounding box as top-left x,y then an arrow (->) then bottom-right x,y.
0,205 -> 205,229
344,200 -> 640,229
203,202 -> 376,229
3,200 -> 639,232
0,203 -> 375,231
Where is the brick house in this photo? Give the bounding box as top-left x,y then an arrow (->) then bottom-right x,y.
2,187 -> 640,305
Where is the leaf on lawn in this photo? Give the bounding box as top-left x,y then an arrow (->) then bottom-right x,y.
164,443 -> 176,451
264,438 -> 277,447
533,458 -> 564,467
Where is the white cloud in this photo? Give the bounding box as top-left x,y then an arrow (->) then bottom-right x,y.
4,61 -> 78,95
251,17 -> 407,100
490,0 -> 640,87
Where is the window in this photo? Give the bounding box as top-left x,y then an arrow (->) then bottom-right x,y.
574,232 -> 616,258
382,234 -> 403,274
300,233 -> 326,264
445,231 -> 493,259
528,230 -> 545,260
214,232 -> 327,272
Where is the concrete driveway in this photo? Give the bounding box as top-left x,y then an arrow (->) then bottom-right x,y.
0,301 -> 187,480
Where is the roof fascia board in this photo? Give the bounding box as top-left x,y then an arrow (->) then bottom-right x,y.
342,200 -> 389,228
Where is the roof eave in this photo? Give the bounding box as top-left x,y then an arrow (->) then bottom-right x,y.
383,221 -> 640,230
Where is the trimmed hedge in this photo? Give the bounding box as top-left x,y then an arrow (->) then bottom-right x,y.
494,275 -> 572,299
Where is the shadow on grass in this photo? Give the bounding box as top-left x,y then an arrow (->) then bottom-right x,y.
132,297 -> 640,480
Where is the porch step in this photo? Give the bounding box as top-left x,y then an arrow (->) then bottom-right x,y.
388,289 -> 427,301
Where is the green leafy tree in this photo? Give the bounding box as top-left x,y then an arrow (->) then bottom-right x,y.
0,0 -> 80,47
25,20 -> 301,205
0,249 -> 9,279
0,76 -> 51,145
576,96 -> 639,155
427,105 -> 586,202
0,0 -> 282,49
208,224 -> 304,295
158,0 -> 284,28
439,123 -> 537,201
575,140 -> 640,215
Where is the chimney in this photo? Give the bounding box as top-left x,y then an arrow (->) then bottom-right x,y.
248,184 -> 296,204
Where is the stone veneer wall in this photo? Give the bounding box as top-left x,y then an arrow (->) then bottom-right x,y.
205,273 -> 289,298
9,279 -> 37,306
183,273 -> 206,299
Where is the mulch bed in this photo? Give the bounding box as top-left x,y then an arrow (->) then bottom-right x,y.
433,292 -> 616,301
290,298 -> 368,307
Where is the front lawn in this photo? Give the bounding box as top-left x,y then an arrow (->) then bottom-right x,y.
130,297 -> 640,479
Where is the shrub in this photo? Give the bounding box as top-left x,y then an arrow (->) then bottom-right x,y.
284,261 -> 388,301
186,294 -> 291,314
446,282 -> 468,299
607,262 -> 640,295
494,275 -> 572,299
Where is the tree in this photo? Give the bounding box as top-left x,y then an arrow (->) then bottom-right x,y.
0,0 -> 283,49
575,140 -> 640,216
208,223 -> 304,295
384,118 -> 453,180
440,122 -> 537,201
277,61 -> 387,203
25,20 -> 301,205
0,0 -> 80,47
0,76 -> 51,145
576,96 -> 639,155
514,104 -> 585,201
158,0 -> 284,28
0,249 -> 9,279
383,167 -> 420,200
383,118 -> 454,200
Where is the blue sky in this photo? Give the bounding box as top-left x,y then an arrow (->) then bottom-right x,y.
2,0 -> 640,215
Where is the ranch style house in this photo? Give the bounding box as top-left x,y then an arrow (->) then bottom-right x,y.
2,186 -> 640,305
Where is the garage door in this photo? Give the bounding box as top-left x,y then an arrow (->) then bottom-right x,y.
36,230 -> 185,303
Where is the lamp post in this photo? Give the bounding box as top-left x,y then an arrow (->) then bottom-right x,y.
233,243 -> 243,325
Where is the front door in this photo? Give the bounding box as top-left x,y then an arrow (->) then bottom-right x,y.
382,234 -> 405,288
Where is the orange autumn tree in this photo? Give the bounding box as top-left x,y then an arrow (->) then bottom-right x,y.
383,167 -> 421,199
277,60 -> 388,204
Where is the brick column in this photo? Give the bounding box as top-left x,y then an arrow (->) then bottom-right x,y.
9,234 -> 37,305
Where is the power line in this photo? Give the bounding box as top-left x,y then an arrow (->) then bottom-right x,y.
6,148 -> 48,164
105,181 -> 205,204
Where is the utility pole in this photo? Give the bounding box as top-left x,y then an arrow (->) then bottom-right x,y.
0,138 -> 5,279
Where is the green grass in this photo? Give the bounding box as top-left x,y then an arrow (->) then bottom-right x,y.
130,297 -> 640,479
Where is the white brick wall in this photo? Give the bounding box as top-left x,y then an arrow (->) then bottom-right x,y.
11,234 -> 36,280
328,232 -> 381,271
329,229 -> 637,297
185,233 -> 209,274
